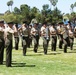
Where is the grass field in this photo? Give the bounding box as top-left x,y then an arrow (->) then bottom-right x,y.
0,38 -> 76,75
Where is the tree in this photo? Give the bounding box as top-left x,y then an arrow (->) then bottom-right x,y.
3,13 -> 23,23
14,7 -> 20,14
41,4 -> 52,23
3,13 -> 16,22
5,10 -> 11,14
70,4 -> 74,13
74,2 -> 76,7
7,0 -> 13,12
52,0 -> 58,7
41,4 -> 62,23
30,7 -> 40,18
7,1 -> 10,11
10,0 -> 13,12
51,7 -> 62,23
49,0 -> 58,9
20,4 -> 30,15
5,2 -> 63,24
42,4 -> 49,17
20,4 -> 31,24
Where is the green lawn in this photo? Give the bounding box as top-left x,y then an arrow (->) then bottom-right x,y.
0,38 -> 76,75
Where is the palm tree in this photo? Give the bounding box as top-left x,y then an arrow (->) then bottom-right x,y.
52,0 -> 58,7
74,2 -> 76,7
42,4 -> 49,18
49,0 -> 58,9
70,4 -> 74,13
7,0 -> 13,12
7,1 -> 10,11
43,4 -> 49,10
10,0 -> 13,12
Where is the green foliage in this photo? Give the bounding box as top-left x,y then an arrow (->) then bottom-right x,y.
49,0 -> 58,7
14,7 -> 20,14
7,1 -> 10,6
3,13 -> 16,22
9,0 -> 13,6
66,2 -> 76,22
7,0 -> 14,12
41,5 -> 62,23
70,2 -> 76,13
3,13 -> 22,23
20,4 -> 31,24
0,15 -> 4,20
74,2 -> 76,7
64,12 -> 76,22
5,1 -> 63,24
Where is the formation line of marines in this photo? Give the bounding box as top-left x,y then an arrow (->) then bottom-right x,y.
0,20 -> 76,67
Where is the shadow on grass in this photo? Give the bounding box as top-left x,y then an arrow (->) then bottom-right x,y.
67,51 -> 76,53
26,54 -> 43,56
47,52 -> 61,55
28,49 -> 33,52
3,61 -> 16,65
58,49 -> 63,51
12,62 -> 35,67
38,51 -> 43,53
74,49 -> 76,50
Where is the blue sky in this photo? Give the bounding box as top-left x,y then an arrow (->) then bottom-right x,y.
0,0 -> 76,14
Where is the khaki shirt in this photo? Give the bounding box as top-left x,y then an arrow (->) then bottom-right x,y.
0,27 -> 4,38
22,27 -> 29,37
4,26 -> 14,40
41,26 -> 50,38
69,30 -> 73,38
49,26 -> 56,37
13,25 -> 19,37
61,27 -> 68,39
31,27 -> 39,36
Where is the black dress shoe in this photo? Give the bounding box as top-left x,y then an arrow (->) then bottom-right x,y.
23,54 -> 26,56
0,62 -> 3,65
6,65 -> 12,67
34,49 -> 37,53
